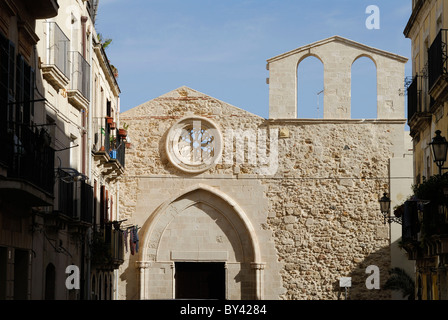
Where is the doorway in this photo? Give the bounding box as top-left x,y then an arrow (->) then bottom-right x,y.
13,249 -> 29,300
175,262 -> 225,299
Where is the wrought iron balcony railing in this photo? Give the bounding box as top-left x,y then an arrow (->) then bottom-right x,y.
110,136 -> 126,168
92,224 -> 124,268
0,121 -> 55,195
92,117 -> 126,169
56,171 -> 93,224
407,75 -> 421,123
428,29 -> 448,93
107,223 -> 124,266
92,117 -> 111,154
401,200 -> 420,244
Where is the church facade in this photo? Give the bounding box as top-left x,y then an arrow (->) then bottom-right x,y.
117,36 -> 413,300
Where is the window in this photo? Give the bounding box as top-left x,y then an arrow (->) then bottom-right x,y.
165,117 -> 223,173
93,179 -> 98,228
100,185 -> 109,226
15,54 -> 35,129
106,99 -> 111,117
0,32 -> 15,129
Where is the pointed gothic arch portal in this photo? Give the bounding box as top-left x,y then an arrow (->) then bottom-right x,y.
351,55 -> 377,119
137,185 -> 264,300
297,55 -> 324,119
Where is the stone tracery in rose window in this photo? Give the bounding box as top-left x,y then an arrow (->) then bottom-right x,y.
166,117 -> 222,173
178,125 -> 216,165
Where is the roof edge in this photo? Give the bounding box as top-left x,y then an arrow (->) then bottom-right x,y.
266,35 -> 408,64
121,85 -> 265,120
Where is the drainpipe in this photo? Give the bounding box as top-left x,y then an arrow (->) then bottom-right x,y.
81,16 -> 88,176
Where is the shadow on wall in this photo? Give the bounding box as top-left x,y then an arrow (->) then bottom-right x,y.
337,240 -> 413,300
120,249 -> 140,300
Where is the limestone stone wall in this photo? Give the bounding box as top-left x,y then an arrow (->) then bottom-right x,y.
118,86 -> 406,300
264,119 -> 398,299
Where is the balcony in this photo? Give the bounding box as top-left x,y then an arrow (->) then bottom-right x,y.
428,29 -> 448,100
91,223 -> 124,269
92,117 -> 125,177
407,75 -> 420,122
0,122 -> 55,207
401,200 -> 422,260
42,22 -> 70,91
55,171 -> 93,225
23,0 -> 59,19
86,0 -> 99,24
402,174 -> 448,260
407,75 -> 431,133
67,51 -> 90,110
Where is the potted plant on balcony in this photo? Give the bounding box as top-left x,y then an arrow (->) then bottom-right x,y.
125,136 -> 132,149
118,122 -> 129,138
106,116 -> 114,126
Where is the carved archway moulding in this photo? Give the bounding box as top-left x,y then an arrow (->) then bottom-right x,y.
136,184 -> 265,299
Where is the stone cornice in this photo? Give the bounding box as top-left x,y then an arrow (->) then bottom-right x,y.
403,0 -> 427,38
93,41 -> 120,97
267,35 -> 408,64
266,118 -> 408,125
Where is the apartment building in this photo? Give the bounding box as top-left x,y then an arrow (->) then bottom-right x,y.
0,0 -> 126,299
403,0 -> 448,300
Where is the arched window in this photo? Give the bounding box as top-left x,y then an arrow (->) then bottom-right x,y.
297,55 -> 324,119
351,56 -> 377,119
44,263 -> 56,300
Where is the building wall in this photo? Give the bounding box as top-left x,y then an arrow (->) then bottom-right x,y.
0,0 -> 121,301
0,0 -> 63,300
405,0 -> 448,182
404,0 -> 448,300
119,75 -> 412,299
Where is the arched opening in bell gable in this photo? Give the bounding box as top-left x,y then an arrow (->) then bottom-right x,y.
351,55 -> 377,119
297,55 -> 324,119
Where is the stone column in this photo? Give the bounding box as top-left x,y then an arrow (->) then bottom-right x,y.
136,261 -> 151,300
171,263 -> 175,299
251,262 -> 266,300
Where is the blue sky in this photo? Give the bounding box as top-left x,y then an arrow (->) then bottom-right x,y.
96,0 -> 412,119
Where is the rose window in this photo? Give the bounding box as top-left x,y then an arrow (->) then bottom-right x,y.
166,117 -> 222,173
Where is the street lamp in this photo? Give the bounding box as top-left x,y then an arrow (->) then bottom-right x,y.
379,192 -> 402,225
379,193 -> 391,224
429,130 -> 448,176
